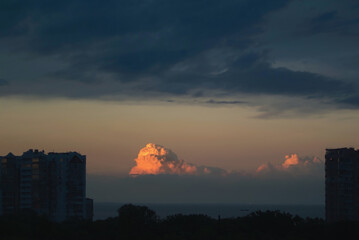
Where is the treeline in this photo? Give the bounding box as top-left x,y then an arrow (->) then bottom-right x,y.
0,204 -> 358,240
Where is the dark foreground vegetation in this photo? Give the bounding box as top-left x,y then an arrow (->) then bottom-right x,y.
0,204 -> 359,240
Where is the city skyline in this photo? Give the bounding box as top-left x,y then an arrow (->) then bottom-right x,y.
1,0 -> 359,205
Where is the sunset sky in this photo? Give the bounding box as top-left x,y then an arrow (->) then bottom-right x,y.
1,0 -> 359,203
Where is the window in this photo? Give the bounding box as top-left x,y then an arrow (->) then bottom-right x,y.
32,175 -> 39,180
1,158 -> 7,163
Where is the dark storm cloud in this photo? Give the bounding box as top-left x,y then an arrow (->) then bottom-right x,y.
3,0 -> 288,56
0,79 -> 8,86
339,95 -> 359,107
305,10 -> 359,36
37,0 -> 288,77
217,58 -> 352,96
1,0 -> 359,114
119,50 -> 353,98
205,99 -> 247,105
311,11 -> 338,24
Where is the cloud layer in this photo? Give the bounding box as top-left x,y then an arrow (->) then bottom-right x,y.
130,143 -> 323,179
0,0 -> 358,116
129,143 -> 226,176
85,144 -> 326,204
256,153 -> 323,176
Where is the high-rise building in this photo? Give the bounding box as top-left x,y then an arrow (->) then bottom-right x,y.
0,149 -> 93,222
0,153 -> 20,215
325,148 -> 359,222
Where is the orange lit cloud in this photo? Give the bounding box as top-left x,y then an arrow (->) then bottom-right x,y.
256,154 -> 322,174
282,154 -> 299,168
129,143 -> 226,176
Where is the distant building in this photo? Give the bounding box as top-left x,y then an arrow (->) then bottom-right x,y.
325,148 -> 359,222
0,149 -> 93,221
85,198 -> 94,220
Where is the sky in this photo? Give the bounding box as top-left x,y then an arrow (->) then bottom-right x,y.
1,0 -> 359,204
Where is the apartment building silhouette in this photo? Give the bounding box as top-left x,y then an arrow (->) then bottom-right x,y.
325,148 -> 359,222
0,149 -> 93,221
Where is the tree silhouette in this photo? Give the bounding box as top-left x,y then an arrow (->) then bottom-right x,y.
117,203 -> 158,235
1,205 -> 359,240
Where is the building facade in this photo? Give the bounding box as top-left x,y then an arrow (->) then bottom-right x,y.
325,148 -> 359,222
0,149 -> 93,221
